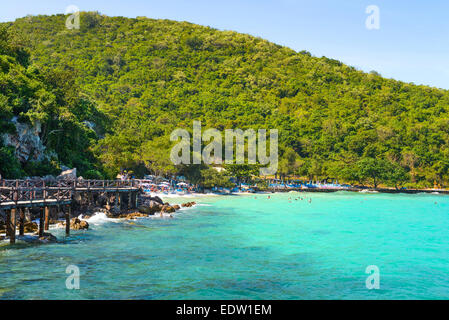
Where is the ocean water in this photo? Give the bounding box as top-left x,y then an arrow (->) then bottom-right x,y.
1,191 -> 449,300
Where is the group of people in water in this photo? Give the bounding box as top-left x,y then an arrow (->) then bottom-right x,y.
254,195 -> 313,203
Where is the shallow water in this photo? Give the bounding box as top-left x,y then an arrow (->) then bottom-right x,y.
1,191 -> 449,299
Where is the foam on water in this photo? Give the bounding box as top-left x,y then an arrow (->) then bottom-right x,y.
84,212 -> 120,225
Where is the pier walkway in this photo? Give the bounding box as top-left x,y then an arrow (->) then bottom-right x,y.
0,179 -> 141,244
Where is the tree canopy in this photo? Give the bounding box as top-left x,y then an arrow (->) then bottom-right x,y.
1,13 -> 449,188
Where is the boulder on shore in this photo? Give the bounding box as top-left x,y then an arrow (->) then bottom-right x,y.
181,201 -> 196,208
70,218 -> 89,230
161,205 -> 176,213
39,232 -> 58,243
119,212 -> 148,219
138,205 -> 160,215
24,222 -> 38,233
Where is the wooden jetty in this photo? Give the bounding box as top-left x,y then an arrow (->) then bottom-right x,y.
0,179 -> 141,244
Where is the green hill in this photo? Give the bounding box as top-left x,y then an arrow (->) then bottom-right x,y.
2,12 -> 449,187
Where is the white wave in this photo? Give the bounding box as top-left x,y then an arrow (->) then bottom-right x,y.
84,212 -> 120,225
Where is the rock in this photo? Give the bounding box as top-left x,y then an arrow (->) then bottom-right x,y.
42,175 -> 57,183
1,118 -> 47,163
119,212 -> 148,219
150,196 -> 164,205
181,201 -> 196,208
81,212 -> 95,219
173,205 -> 180,210
70,218 -> 89,230
148,200 -> 161,208
107,206 -> 121,217
138,205 -> 151,214
97,195 -> 109,206
138,204 -> 161,215
38,232 -> 58,243
23,222 -> 38,233
58,168 -> 76,180
161,205 -> 175,213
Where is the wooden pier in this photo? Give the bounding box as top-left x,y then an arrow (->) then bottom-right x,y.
0,179 -> 141,244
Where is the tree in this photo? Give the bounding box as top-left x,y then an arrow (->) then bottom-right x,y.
278,147 -> 300,179
384,162 -> 409,189
356,158 -> 386,188
198,168 -> 234,189
223,164 -> 259,185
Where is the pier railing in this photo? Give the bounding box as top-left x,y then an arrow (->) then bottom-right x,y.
0,179 -> 141,207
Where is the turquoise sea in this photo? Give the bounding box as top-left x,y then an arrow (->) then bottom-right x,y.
1,191 -> 449,299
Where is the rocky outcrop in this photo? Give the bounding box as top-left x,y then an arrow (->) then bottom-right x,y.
70,218 -> 89,230
161,205 -> 176,213
1,118 -> 48,163
39,232 -> 58,243
146,196 -> 164,205
181,201 -> 196,208
138,205 -> 159,215
119,212 -> 148,219
57,168 -> 76,180
24,222 -> 38,233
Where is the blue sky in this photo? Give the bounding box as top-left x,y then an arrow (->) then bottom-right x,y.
2,0 -> 448,89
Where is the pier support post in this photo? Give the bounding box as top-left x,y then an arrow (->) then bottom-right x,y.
134,192 -> 138,209
119,193 -> 124,211
11,208 -> 16,244
8,209 -> 16,244
88,192 -> 93,206
44,206 -> 50,230
128,191 -> 132,209
115,192 -> 119,211
25,208 -> 31,222
65,205 -> 71,236
19,208 -> 25,236
5,210 -> 10,237
39,208 -> 44,237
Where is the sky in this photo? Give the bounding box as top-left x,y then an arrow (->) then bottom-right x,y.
1,0 -> 448,89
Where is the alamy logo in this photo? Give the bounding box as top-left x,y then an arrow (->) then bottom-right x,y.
65,5 -> 80,30
365,265 -> 380,289
170,121 -> 278,175
365,5 -> 380,30
65,265 -> 80,289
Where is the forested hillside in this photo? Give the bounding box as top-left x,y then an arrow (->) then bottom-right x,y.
3,12 -> 449,187
0,24 -> 104,179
